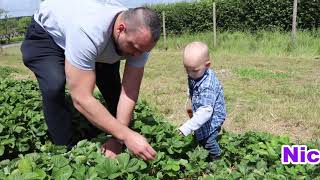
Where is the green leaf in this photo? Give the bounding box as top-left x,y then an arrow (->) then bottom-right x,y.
22,172 -> 41,180
109,172 -> 123,179
1,138 -> 15,148
178,159 -> 188,166
87,167 -> 98,180
138,160 -> 147,170
253,169 -> 265,177
266,143 -> 277,158
164,160 -> 180,171
167,147 -> 174,154
256,149 -> 269,156
52,165 -> 73,180
0,123 -> 4,133
0,145 -> 4,156
256,160 -> 267,170
71,164 -> 86,179
231,171 -> 242,179
27,169 -> 46,180
95,158 -> 119,178
126,174 -> 134,180
171,164 -> 180,171
14,126 -> 25,133
238,161 -> 248,175
166,171 -> 176,177
17,142 -> 30,152
116,153 -> 130,169
172,139 -> 185,148
140,126 -> 153,135
126,158 -> 140,173
74,155 -> 87,164
278,135 -> 290,144
51,155 -> 69,168
0,171 -> 6,179
156,172 -> 163,179
18,159 -> 33,173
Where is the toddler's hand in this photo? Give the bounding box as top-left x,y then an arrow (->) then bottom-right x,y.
186,108 -> 193,118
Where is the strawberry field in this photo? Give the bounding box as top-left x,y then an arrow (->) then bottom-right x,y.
0,79 -> 319,179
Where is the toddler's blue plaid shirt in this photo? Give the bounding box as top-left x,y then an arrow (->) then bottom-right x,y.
188,68 -> 227,140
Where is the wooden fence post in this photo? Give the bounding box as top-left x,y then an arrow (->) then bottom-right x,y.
213,2 -> 217,48
162,11 -> 168,50
291,0 -> 298,48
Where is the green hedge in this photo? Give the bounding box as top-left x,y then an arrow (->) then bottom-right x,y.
151,0 -> 320,34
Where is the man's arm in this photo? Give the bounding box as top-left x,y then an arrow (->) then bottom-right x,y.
65,59 -> 128,140
65,60 -> 156,160
101,62 -> 145,159
116,62 -> 144,126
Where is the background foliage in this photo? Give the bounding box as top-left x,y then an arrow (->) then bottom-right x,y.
151,0 -> 320,34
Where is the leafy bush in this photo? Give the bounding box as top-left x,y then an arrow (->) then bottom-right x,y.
151,0 -> 320,34
8,36 -> 24,43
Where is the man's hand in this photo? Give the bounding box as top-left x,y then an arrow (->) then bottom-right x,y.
101,138 -> 124,159
123,130 -> 156,161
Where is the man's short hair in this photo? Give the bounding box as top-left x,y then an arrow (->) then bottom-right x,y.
122,7 -> 161,42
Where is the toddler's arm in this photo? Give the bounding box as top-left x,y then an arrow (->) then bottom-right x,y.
178,105 -> 213,136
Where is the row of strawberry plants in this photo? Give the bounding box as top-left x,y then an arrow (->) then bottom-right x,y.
1,117 -> 319,179
0,79 -> 109,160
132,102 -> 320,179
0,79 -> 319,179
0,79 -> 96,160
0,80 -> 47,159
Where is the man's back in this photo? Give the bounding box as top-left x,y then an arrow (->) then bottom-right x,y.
34,0 -> 126,48
33,0 -> 129,70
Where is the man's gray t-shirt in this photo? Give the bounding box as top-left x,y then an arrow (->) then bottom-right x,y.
34,0 -> 149,70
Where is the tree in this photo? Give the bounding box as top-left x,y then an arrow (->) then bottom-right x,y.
0,9 -> 18,43
0,9 -> 6,18
0,9 -> 7,44
0,9 -> 5,48
17,16 -> 32,34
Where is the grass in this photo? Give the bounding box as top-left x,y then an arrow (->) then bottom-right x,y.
0,47 -> 32,79
234,68 -> 290,79
157,30 -> 320,58
0,66 -> 19,79
1,30 -> 319,142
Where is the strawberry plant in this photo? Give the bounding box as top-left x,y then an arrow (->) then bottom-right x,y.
0,79 -> 319,179
0,80 -> 47,159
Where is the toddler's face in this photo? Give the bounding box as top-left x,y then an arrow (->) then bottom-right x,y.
184,61 -> 207,80
183,42 -> 210,80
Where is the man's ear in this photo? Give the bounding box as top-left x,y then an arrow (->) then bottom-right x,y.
117,23 -> 126,33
